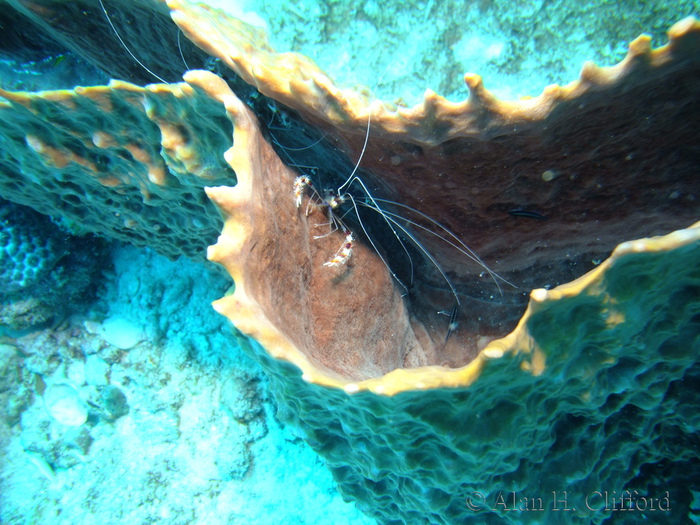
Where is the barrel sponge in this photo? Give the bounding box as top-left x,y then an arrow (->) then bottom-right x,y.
0,198 -> 67,294
201,63 -> 700,522
187,3 -> 700,364
196,11 -> 700,388
207,97 -> 700,519
195,17 -> 700,522
1,2 -> 699,522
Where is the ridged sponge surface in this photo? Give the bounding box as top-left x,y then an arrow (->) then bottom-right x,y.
0,79 -> 236,261
0,199 -> 66,294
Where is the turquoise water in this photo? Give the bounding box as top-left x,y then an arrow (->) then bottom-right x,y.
205,0 -> 695,103
0,0 -> 698,524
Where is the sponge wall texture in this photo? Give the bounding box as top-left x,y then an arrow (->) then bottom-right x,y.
0,80 -> 236,260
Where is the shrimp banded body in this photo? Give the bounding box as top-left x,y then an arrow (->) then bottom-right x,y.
284,103 -> 515,347
96,0 -> 515,346
293,175 -> 354,267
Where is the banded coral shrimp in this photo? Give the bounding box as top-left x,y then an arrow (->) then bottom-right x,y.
96,0 -> 515,347
264,94 -> 516,345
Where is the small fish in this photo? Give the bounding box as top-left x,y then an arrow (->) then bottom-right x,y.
439,304 -> 459,344
508,208 -> 548,221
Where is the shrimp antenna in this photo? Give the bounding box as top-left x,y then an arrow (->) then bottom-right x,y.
371,198 -> 516,293
345,176 -> 419,287
359,201 -> 513,295
361,203 -> 462,306
337,108 -> 372,194
337,66 -> 392,194
99,0 -> 169,84
269,133 -> 329,190
176,30 -> 191,71
355,201 -> 461,305
345,194 -> 410,295
269,132 -> 327,153
336,198 -> 415,288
